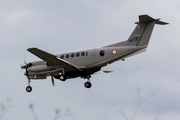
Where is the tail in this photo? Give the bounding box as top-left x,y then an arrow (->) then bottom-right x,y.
127,14 -> 168,46
105,15 -> 169,47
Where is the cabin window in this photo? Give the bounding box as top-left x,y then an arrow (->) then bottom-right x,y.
66,54 -> 69,58
81,52 -> 85,56
76,53 -> 80,57
60,55 -> 64,59
71,53 -> 75,58
100,50 -> 105,57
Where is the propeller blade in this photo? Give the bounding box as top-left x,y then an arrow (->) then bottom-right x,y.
21,65 -> 26,69
26,68 -> 29,79
22,59 -> 30,80
51,76 -> 55,86
24,60 -> 26,66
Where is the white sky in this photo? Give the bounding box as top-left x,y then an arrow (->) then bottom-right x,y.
0,0 -> 180,120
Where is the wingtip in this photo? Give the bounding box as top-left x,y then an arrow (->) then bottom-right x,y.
27,47 -> 37,51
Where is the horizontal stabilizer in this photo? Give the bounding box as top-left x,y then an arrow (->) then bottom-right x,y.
136,14 -> 169,25
95,70 -> 113,74
156,20 -> 169,25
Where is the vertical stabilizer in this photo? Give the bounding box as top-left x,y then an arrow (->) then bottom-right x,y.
125,15 -> 169,46
104,15 -> 168,47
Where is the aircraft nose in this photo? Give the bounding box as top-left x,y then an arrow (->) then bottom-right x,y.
21,65 -> 26,69
21,63 -> 32,69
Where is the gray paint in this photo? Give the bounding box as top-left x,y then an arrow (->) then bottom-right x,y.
21,14 -> 168,89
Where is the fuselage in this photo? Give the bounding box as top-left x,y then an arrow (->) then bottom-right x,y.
26,45 -> 146,79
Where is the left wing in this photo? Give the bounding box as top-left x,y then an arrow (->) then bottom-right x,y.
27,48 -> 82,71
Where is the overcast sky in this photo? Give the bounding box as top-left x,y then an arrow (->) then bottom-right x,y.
0,0 -> 180,120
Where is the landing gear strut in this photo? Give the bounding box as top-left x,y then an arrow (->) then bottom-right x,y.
59,75 -> 66,81
26,86 -> 32,92
84,76 -> 92,88
59,69 -> 66,81
26,79 -> 32,92
84,81 -> 92,88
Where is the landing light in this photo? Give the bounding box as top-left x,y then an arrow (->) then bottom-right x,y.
107,63 -> 110,66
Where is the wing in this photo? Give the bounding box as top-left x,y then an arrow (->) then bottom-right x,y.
27,48 -> 82,71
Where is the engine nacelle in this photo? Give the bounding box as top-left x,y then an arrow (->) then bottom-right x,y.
28,76 -> 46,79
28,64 -> 64,72
28,65 -> 55,72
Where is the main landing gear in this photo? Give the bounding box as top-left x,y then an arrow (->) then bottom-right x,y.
83,76 -> 92,88
84,81 -> 92,88
59,75 -> 66,81
59,69 -> 66,81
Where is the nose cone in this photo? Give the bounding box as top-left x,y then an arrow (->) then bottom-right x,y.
21,65 -> 26,69
21,63 -> 32,69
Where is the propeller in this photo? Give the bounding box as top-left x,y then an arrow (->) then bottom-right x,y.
24,60 -> 29,79
26,67 -> 29,79
51,76 -> 55,86
21,60 -> 31,79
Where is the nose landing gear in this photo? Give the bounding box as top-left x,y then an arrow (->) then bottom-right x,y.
26,86 -> 32,92
26,79 -> 32,92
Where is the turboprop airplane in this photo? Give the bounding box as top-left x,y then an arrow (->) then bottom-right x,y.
21,14 -> 168,92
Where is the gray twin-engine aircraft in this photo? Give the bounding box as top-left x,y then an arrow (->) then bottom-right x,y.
21,15 -> 168,92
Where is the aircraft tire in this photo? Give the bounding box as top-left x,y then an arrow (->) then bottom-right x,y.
59,75 -> 66,81
84,82 -> 92,88
26,86 -> 32,92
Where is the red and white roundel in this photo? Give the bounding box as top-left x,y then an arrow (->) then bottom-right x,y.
111,49 -> 117,55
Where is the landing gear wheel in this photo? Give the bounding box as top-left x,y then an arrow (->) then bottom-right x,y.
59,75 -> 66,81
84,82 -> 92,88
26,86 -> 32,92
